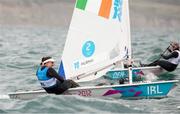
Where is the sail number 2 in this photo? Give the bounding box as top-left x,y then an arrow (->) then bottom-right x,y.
82,41 -> 95,58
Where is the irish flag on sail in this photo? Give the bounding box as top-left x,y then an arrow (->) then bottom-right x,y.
58,0 -> 131,82
76,0 -> 123,21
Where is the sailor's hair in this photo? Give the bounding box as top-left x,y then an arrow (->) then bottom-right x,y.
171,42 -> 180,50
40,56 -> 54,65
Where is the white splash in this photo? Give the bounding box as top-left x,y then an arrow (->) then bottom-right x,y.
177,106 -> 180,109
144,73 -> 158,82
0,95 -> 10,99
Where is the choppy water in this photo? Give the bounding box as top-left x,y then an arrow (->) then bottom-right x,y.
0,26 -> 180,113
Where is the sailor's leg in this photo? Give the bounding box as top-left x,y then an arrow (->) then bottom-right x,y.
60,80 -> 80,89
67,80 -> 80,88
54,81 -> 68,94
43,80 -> 79,95
147,60 -> 159,66
155,60 -> 176,72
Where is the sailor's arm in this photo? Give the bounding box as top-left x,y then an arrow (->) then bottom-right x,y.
167,47 -> 173,53
162,51 -> 179,60
47,68 -> 64,83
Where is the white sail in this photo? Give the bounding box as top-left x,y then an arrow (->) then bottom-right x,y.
58,0 -> 131,82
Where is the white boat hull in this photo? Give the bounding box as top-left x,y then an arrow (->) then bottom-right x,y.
7,80 -> 178,100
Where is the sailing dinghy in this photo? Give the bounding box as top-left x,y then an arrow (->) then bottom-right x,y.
58,0 -> 165,82
3,0 -> 178,100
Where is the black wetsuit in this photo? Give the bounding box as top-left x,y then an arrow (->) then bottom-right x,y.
40,66 -> 79,94
148,51 -> 179,72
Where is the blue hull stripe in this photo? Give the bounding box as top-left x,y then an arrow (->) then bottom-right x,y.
112,82 -> 174,98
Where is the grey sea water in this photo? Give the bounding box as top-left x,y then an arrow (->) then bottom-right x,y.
0,26 -> 180,113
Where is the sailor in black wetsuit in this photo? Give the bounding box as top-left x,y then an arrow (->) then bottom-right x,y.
146,42 -> 180,72
36,56 -> 79,94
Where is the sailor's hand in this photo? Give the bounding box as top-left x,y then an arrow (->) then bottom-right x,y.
167,46 -> 173,52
